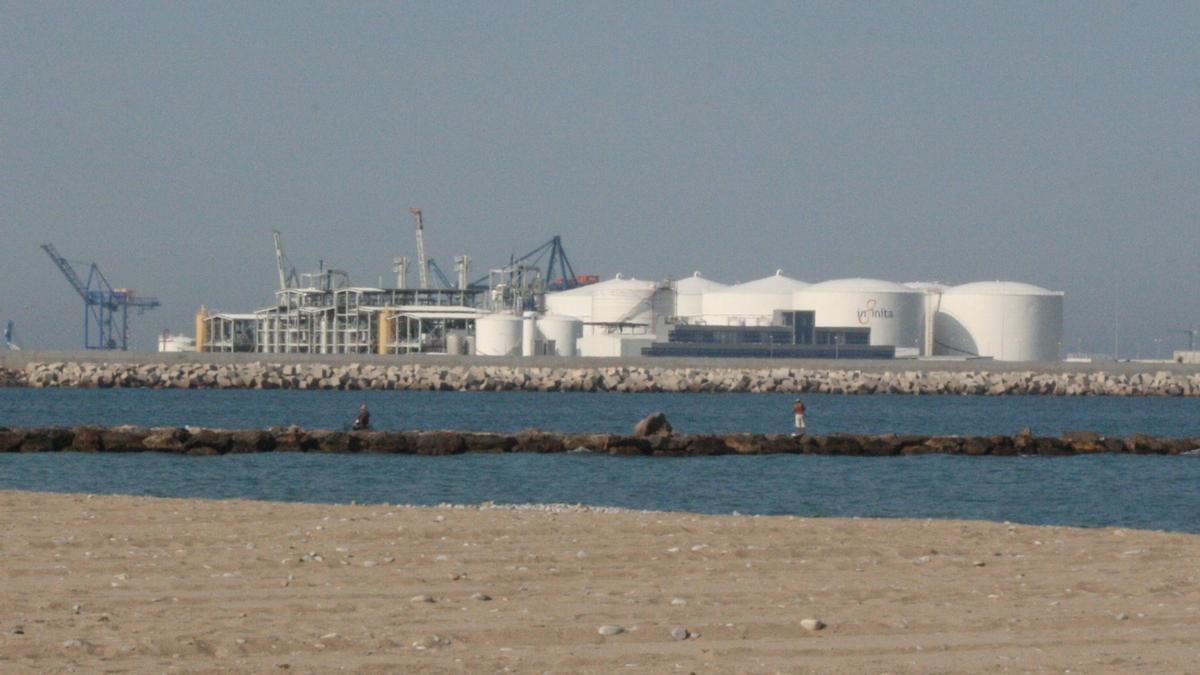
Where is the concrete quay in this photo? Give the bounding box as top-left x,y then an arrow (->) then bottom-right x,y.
4,357 -> 1200,396
2,426 -> 1198,456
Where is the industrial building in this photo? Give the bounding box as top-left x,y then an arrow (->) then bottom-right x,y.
190,216 -> 1064,362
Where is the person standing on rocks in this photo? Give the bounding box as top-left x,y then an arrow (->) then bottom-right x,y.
352,404 -> 370,431
792,399 -> 806,437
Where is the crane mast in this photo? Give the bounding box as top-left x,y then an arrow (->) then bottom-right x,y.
410,208 -> 430,289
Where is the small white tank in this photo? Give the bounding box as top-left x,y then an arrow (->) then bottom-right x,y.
474,313 -> 523,356
522,312 -> 537,357
536,314 -> 583,356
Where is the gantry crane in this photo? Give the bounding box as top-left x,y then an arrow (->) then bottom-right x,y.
468,236 -> 583,290
1168,327 -> 1199,351
41,244 -> 161,350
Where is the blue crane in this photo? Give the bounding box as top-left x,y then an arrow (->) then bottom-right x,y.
468,236 -> 583,290
41,244 -> 162,350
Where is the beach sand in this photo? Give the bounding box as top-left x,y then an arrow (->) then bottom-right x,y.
2,491 -> 1198,673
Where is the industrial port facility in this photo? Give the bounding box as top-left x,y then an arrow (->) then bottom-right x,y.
179,213 -> 1065,362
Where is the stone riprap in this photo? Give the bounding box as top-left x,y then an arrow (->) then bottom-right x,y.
1,426 -> 1198,456
3,361 -> 1200,396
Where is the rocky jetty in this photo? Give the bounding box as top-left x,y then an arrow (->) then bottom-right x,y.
4,361 -> 1200,396
1,426 -> 1197,456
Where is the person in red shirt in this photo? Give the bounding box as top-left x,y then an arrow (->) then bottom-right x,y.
792,399 -> 806,437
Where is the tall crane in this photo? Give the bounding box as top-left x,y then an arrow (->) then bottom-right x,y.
410,208 -> 430,289
272,229 -> 298,291
41,244 -> 161,350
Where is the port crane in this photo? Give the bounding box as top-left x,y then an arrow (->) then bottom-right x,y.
41,244 -> 161,350
469,236 -> 584,290
410,208 -> 430,289
272,229 -> 299,291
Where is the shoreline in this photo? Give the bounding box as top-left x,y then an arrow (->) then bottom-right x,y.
3,425 -> 1198,455
3,489 -> 1199,673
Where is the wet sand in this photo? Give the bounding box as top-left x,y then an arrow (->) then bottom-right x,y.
2,490 -> 1199,673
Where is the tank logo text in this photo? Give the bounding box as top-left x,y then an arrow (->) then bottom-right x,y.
857,299 -> 893,325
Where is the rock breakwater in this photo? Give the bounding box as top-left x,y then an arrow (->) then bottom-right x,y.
2,426 -> 1197,456
5,361 -> 1200,396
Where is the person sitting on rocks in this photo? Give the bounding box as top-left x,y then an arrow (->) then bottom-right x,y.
352,404 -> 370,431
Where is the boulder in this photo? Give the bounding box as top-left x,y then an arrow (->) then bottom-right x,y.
633,412 -> 673,438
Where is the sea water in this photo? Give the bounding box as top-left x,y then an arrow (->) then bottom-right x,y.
2,388 -> 1198,532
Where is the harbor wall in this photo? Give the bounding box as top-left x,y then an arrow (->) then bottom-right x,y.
1,426 -> 1197,456
3,359 -> 1200,396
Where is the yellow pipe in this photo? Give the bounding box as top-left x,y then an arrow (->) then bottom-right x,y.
194,306 -> 209,353
377,311 -> 392,355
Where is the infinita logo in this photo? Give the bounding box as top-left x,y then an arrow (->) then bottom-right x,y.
856,299 -> 893,325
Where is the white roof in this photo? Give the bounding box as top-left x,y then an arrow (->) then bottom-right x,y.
673,272 -> 728,294
904,281 -> 951,292
549,275 -> 657,297
804,277 -> 916,293
945,281 -> 1063,296
718,270 -> 808,294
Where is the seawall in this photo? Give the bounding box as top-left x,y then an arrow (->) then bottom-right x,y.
3,360 -> 1200,396
2,426 -> 1198,456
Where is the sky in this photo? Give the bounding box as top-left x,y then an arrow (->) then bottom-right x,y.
2,1 -> 1197,356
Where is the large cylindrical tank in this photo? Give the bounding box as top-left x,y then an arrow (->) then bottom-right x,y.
672,272 -> 728,322
935,281 -> 1064,361
701,271 -> 808,326
590,276 -> 659,324
544,284 -> 595,321
536,314 -> 583,357
446,333 -> 463,355
474,313 -> 523,356
794,278 -> 924,349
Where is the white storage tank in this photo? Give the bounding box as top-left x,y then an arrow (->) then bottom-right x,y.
794,278 -> 925,350
544,283 -> 594,321
590,276 -> 659,325
701,270 -> 808,326
672,272 -> 727,322
935,281 -> 1064,362
536,314 -> 583,357
474,313 -> 523,356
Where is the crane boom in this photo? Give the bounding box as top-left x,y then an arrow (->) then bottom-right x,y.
410,208 -> 429,288
40,244 -> 89,300
272,230 -> 297,291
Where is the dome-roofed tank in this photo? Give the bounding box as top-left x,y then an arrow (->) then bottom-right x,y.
935,281 -> 1063,361
672,272 -> 728,322
589,275 -> 659,325
543,282 -> 595,321
701,270 -> 808,326
474,313 -> 523,356
794,278 -> 924,349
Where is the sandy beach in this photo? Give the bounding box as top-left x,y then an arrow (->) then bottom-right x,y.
2,491 -> 1199,673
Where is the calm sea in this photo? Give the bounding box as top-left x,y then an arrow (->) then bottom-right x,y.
2,389 -> 1199,533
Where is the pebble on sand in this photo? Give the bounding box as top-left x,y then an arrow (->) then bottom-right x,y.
800,618 -> 826,631
598,624 -> 625,636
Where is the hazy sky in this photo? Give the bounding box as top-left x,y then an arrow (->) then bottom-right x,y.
3,1 -> 1197,355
